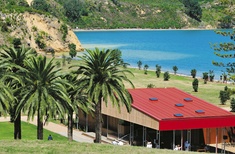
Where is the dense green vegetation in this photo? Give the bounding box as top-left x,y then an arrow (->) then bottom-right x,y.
0,0 -> 234,29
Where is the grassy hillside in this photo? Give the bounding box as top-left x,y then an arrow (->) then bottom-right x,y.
0,0 -> 234,30
0,0 -> 234,47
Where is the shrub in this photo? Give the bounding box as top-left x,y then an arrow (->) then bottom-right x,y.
144,64 -> 149,75
60,24 -> 68,41
191,69 -> 197,78
172,66 -> 178,75
68,43 -> 77,58
202,72 -> 208,84
192,78 -> 199,92
155,64 -> 161,78
56,61 -> 61,68
137,60 -> 142,70
230,98 -> 235,112
12,38 -> 21,48
147,84 -> 155,88
164,71 -> 170,81
219,86 -> 230,105
35,36 -> 46,49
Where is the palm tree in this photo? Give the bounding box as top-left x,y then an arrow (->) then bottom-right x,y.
16,55 -> 71,140
0,81 -> 13,116
0,45 -> 37,139
74,48 -> 134,143
63,72 -> 92,141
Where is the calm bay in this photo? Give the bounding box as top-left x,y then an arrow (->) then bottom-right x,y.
75,30 -> 232,80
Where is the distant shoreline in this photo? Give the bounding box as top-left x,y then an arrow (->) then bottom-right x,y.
73,28 -> 217,32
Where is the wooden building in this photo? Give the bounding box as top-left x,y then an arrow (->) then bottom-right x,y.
78,88 -> 235,152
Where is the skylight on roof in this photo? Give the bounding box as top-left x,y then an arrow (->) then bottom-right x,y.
195,110 -> 205,114
149,97 -> 158,101
174,113 -> 183,117
175,103 -> 184,107
184,98 -> 193,102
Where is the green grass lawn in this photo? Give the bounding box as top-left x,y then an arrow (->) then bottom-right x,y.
0,121 -> 68,141
0,121 -> 204,154
53,57 -> 233,108
125,67 -> 233,108
0,140 -> 204,154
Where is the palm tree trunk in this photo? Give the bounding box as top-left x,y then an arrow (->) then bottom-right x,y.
68,110 -> 73,141
94,100 -> 102,143
37,108 -> 43,140
14,112 -> 21,139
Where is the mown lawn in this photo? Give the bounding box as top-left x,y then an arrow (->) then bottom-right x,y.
0,121 -> 68,141
124,67 -> 233,109
0,140 -> 204,154
54,56 -> 233,108
0,122 -> 205,154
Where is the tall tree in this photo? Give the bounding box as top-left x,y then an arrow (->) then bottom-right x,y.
191,69 -> 197,78
217,0 -> 234,28
68,43 -> 77,58
155,64 -> 161,78
0,81 -> 13,116
137,60 -> 142,70
62,72 -> 92,141
192,78 -> 199,92
74,48 -> 134,143
63,0 -> 88,22
172,65 -> 178,75
31,0 -> 50,12
211,30 -> 235,81
16,55 -> 71,140
181,0 -> 202,21
144,64 -> 149,74
0,45 -> 37,139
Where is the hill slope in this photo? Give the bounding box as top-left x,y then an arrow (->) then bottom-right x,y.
0,0 -> 234,51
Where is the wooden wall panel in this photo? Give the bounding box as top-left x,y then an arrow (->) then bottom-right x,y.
203,128 -> 228,144
102,102 -> 159,130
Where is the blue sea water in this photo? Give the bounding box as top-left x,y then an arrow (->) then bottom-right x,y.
75,30 -> 232,80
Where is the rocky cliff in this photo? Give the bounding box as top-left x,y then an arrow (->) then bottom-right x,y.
1,12 -> 83,55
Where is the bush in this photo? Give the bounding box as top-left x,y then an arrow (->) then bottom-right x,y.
230,98 -> 235,112
155,64 -> 161,78
192,78 -> 199,92
172,66 -> 178,75
191,69 -> 197,78
12,38 -> 21,48
202,72 -> 208,84
164,71 -> 170,81
147,84 -> 155,88
219,86 -> 230,105
68,43 -> 77,58
144,64 -> 149,75
35,36 -> 46,49
60,24 -> 68,41
31,0 -> 50,12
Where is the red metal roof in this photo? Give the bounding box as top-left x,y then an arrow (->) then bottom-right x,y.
128,88 -> 235,131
